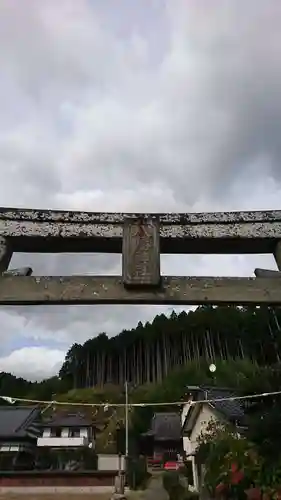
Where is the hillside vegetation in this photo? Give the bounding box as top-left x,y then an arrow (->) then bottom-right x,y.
1,305 -> 281,451
2,305 -> 281,400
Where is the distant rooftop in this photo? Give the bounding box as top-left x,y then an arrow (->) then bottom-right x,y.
185,385 -> 246,425
43,413 -> 93,428
0,406 -> 41,439
143,412 -> 182,441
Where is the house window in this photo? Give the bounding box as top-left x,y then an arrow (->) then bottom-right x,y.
50,428 -> 62,437
69,428 -> 80,438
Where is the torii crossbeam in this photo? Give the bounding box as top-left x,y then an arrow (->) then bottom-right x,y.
0,207 -> 281,306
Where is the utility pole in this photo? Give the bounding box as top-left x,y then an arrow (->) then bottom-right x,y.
125,381 -> 129,458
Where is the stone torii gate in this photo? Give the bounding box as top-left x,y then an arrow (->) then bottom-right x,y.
0,207 -> 281,306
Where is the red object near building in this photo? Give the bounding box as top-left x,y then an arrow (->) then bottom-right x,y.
163,461 -> 179,471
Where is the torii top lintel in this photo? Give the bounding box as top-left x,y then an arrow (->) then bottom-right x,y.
0,206 -> 280,255
0,207 -> 281,305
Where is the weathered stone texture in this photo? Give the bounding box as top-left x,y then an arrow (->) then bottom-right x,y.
2,267 -> 33,276
254,268 -> 281,278
0,275 -> 281,305
161,221 -> 281,239
1,206 -> 281,224
122,217 -> 160,287
1,219 -> 280,240
0,219 -> 281,254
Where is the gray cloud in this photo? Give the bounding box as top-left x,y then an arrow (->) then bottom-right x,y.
0,0 -> 281,379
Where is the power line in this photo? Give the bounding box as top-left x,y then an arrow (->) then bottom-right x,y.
1,389 -> 281,408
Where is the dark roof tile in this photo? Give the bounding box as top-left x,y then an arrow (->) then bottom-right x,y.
151,413 -> 182,440
200,386 -> 245,422
186,385 -> 246,424
0,406 -> 40,438
43,414 -> 92,428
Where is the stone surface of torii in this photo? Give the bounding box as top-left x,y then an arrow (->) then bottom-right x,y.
0,206 -> 281,254
0,206 -> 281,306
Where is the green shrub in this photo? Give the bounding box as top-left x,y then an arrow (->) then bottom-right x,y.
127,456 -> 150,490
162,471 -> 185,500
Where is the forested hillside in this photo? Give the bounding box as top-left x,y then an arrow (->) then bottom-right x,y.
1,305 -> 281,451
58,305 -> 281,388
1,306 -> 281,400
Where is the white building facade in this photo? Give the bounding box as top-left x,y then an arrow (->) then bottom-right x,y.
37,414 -> 95,449
182,400 -> 219,490
181,386 -> 245,491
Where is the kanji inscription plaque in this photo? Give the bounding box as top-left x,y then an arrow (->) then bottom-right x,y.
122,217 -> 160,287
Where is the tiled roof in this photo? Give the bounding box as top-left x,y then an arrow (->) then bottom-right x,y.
201,386 -> 245,422
185,385 -> 246,425
43,413 -> 93,428
149,412 -> 182,441
0,406 -> 41,439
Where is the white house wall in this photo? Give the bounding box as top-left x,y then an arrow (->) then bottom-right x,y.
181,401 -> 193,425
189,404 -> 218,454
98,454 -> 125,472
37,436 -> 89,447
183,436 -> 192,455
38,426 -> 94,448
183,403 -> 219,492
182,401 -> 193,455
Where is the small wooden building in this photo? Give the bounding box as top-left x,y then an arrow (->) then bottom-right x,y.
141,412 -> 183,461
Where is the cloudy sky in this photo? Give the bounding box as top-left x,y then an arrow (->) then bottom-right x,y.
0,0 -> 281,381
